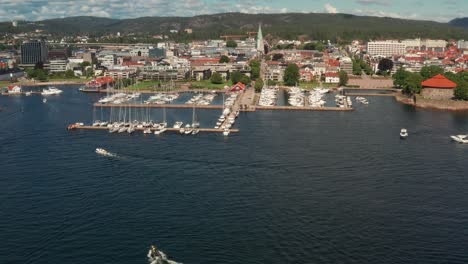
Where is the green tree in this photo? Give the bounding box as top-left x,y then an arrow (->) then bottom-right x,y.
250,60 -> 260,79
226,40 -> 237,48
392,67 -> 409,88
420,65 -> 444,80
81,61 -> 91,68
283,63 -> 300,86
219,55 -> 230,63
240,75 -> 251,85
254,78 -> 264,92
272,53 -> 283,61
36,70 -> 48,82
378,58 -> 394,73
210,72 -> 223,84
230,71 -> 242,84
454,81 -> 468,100
402,72 -> 423,95
352,60 -> 362,75
339,70 -> 348,86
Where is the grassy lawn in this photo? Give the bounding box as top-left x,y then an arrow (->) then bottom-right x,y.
126,81 -> 180,91
190,80 -> 228,90
299,81 -> 319,89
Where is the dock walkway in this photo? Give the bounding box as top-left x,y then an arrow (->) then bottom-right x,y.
71,125 -> 239,133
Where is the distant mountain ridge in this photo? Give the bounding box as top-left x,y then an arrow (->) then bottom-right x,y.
449,17 -> 468,30
1,13 -> 468,40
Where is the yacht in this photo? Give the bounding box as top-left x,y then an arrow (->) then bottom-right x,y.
42,87 -> 63,95
400,128 -> 408,139
173,121 -> 183,129
184,124 -> 192,135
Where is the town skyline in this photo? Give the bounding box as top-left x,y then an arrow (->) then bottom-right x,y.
0,0 -> 466,23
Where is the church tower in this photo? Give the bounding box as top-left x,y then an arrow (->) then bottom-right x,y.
256,24 -> 264,54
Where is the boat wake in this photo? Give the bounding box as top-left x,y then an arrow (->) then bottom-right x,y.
148,245 -> 182,264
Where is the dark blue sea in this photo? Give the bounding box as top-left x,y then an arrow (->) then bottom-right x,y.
1,85 -> 468,264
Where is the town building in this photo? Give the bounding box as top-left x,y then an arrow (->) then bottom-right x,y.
421,74 -> 457,100
49,59 -> 68,73
367,41 -> 406,57
324,72 -> 339,83
20,40 -> 48,65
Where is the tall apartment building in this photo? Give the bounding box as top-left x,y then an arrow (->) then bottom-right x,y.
20,40 -> 48,65
367,41 -> 406,57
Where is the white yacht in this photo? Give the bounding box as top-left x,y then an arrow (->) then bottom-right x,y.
42,87 -> 63,95
173,121 -> 183,129
400,128 -> 408,139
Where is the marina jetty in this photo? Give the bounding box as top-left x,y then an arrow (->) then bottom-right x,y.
94,103 -> 224,109
68,124 -> 239,134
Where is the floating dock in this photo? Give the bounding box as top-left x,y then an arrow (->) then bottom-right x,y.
69,125 -> 239,134
94,103 -> 224,109
255,106 -> 354,111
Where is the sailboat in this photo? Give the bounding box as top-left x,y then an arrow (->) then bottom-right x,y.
191,104 -> 200,135
155,106 -> 167,135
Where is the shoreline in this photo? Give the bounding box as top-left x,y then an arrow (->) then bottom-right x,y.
394,93 -> 468,111
18,80 -> 87,87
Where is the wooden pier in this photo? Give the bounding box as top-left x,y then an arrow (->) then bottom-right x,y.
255,105 -> 354,111
70,125 -> 239,134
93,103 -> 224,109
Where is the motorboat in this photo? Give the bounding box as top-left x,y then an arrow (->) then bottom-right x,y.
147,245 -> 180,264
400,128 -> 408,139
450,134 -> 468,143
95,148 -> 115,157
184,124 -> 192,135
42,87 -> 63,95
179,127 -> 185,134
25,91 -> 32,96
93,120 -> 101,126
43,98 -> 47,103
143,128 -> 152,134
223,128 -> 230,136
173,121 -> 183,129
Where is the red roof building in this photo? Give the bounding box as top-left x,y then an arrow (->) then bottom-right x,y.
230,82 -> 246,91
421,74 -> 457,89
421,74 -> 457,100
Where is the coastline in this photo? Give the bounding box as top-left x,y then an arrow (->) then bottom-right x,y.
394,92 -> 468,111
18,80 -> 88,87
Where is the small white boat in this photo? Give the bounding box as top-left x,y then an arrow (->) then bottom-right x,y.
109,126 -> 119,133
25,91 -> 32,96
127,126 -> 135,134
179,127 -> 185,134
147,245 -> 180,264
173,121 -> 183,129
154,127 -> 167,135
450,135 -> 468,143
95,148 -> 115,157
192,128 -> 199,135
42,87 -> 63,95
184,124 -> 192,135
223,128 -> 230,136
143,128 -> 152,134
43,98 -> 47,103
400,128 -> 408,139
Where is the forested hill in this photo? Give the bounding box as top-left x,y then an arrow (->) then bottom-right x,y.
449,18 -> 468,30
1,13 -> 467,41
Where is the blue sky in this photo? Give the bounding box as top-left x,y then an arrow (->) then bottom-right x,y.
0,0 -> 465,22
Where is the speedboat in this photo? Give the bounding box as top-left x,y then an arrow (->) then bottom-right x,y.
400,128 -> 408,139
147,245 -> 180,264
450,135 -> 468,143
95,148 -> 115,157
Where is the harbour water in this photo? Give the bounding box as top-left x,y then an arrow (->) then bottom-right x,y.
1,85 -> 468,263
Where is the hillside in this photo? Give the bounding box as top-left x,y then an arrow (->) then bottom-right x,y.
1,13 -> 468,41
449,17 -> 468,30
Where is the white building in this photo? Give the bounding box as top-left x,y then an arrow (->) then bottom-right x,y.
49,59 -> 68,73
367,41 -> 406,57
98,54 -> 115,68
130,47 -> 149,57
458,40 -> 468,50
402,38 -> 447,51
324,72 -> 339,83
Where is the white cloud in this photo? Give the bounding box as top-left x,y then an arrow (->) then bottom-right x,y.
324,3 -> 338,14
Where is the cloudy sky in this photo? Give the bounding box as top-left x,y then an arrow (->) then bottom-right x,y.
0,0 -> 466,22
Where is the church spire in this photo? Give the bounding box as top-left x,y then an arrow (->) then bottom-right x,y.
256,23 -> 264,54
